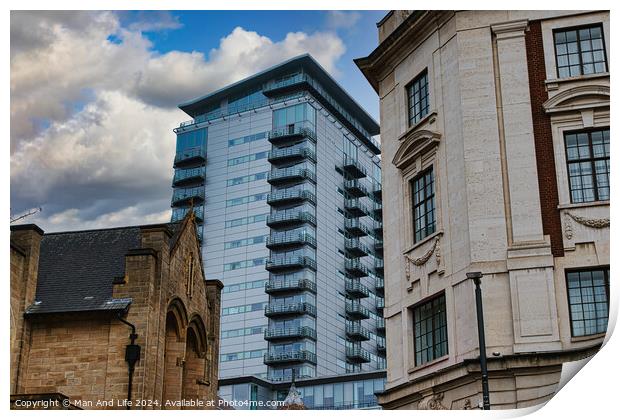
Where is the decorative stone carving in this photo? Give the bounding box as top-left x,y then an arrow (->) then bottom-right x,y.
566,212 -> 610,229
462,399 -> 473,410
564,213 -> 573,239
417,393 -> 447,410
435,236 -> 441,266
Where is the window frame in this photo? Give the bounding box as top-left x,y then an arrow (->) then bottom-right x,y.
563,127 -> 610,203
405,69 -> 430,127
410,166 -> 436,244
553,23 -> 608,79
565,266 -> 610,338
411,292 -> 448,366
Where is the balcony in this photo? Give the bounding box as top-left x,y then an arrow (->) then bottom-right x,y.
344,199 -> 371,218
376,297 -> 385,310
372,202 -> 383,219
375,277 -> 384,292
345,258 -> 370,277
267,211 -> 316,228
339,158 -> 367,179
376,318 -> 385,332
345,238 -> 370,257
344,218 -> 373,237
171,188 -> 205,207
266,232 -> 316,250
268,144 -> 316,165
374,239 -> 384,251
265,302 -> 317,317
265,278 -> 317,295
268,168 -> 316,186
345,279 -> 370,298
377,338 -> 386,353
344,179 -> 369,198
264,350 -> 317,365
266,256 -> 317,272
172,166 -> 206,187
268,122 -> 317,146
346,322 -> 371,341
345,346 -> 371,363
373,221 -> 383,235
267,189 -> 316,206
173,147 -> 206,168
345,301 -> 370,320
371,183 -> 382,201
171,206 -> 204,223
264,326 -> 317,341
375,259 -> 384,275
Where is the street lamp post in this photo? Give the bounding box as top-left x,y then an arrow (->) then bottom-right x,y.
467,271 -> 490,410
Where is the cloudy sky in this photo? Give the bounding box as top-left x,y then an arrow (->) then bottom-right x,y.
10,10 -> 385,232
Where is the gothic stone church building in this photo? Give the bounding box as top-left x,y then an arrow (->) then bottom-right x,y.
10,214 -> 223,409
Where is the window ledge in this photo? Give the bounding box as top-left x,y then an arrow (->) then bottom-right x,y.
407,354 -> 449,375
402,230 -> 443,256
570,332 -> 606,343
558,200 -> 609,210
546,72 -> 609,91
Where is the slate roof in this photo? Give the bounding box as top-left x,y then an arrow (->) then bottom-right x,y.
25,225 -> 144,316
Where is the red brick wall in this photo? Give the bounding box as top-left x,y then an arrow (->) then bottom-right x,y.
525,21 -> 564,257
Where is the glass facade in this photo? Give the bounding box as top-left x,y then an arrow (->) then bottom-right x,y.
172,56 -> 384,409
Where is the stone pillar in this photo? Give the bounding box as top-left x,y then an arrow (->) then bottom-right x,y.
10,224 -> 44,394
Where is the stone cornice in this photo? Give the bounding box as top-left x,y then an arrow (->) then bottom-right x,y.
490,19 -> 529,39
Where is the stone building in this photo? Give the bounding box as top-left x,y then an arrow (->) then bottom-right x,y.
355,10 -> 609,409
10,214 -> 223,409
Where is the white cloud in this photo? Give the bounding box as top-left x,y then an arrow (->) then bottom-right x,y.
326,11 -> 362,31
10,11 -> 347,232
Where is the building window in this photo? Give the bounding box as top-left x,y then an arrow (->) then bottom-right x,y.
565,128 -> 609,203
411,167 -> 436,243
554,24 -> 607,78
413,293 -> 447,366
566,268 -> 609,337
406,70 -> 429,126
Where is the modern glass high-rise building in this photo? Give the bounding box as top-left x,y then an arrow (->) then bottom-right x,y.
170,54 -> 386,409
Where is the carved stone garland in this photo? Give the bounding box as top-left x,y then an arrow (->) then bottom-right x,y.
566,212 -> 610,229
404,236 -> 440,281
417,392 -> 447,410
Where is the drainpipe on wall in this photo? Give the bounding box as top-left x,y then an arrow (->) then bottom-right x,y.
117,312 -> 141,410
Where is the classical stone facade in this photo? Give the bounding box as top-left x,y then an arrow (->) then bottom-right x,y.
356,10 -> 609,409
10,214 -> 223,409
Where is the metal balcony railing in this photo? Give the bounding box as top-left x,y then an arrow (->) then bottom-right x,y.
266,232 -> 316,249
345,258 -> 370,277
264,326 -> 317,341
266,211 -> 316,228
375,277 -> 384,291
172,166 -> 206,186
345,346 -> 371,363
265,278 -> 317,294
171,206 -> 204,223
345,279 -> 370,298
268,168 -> 316,185
268,121 -> 317,146
344,199 -> 371,218
344,238 -> 371,257
340,158 -> 367,179
376,297 -> 385,310
375,259 -> 384,275
265,302 -> 317,317
267,189 -> 316,206
345,322 -> 371,341
266,256 -> 317,271
173,147 -> 206,167
344,218 -> 373,237
345,302 -> 370,320
344,180 -> 370,198
377,337 -> 386,352
374,239 -> 384,251
376,318 -> 385,331
264,350 -> 317,365
268,145 -> 316,164
171,188 -> 205,206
